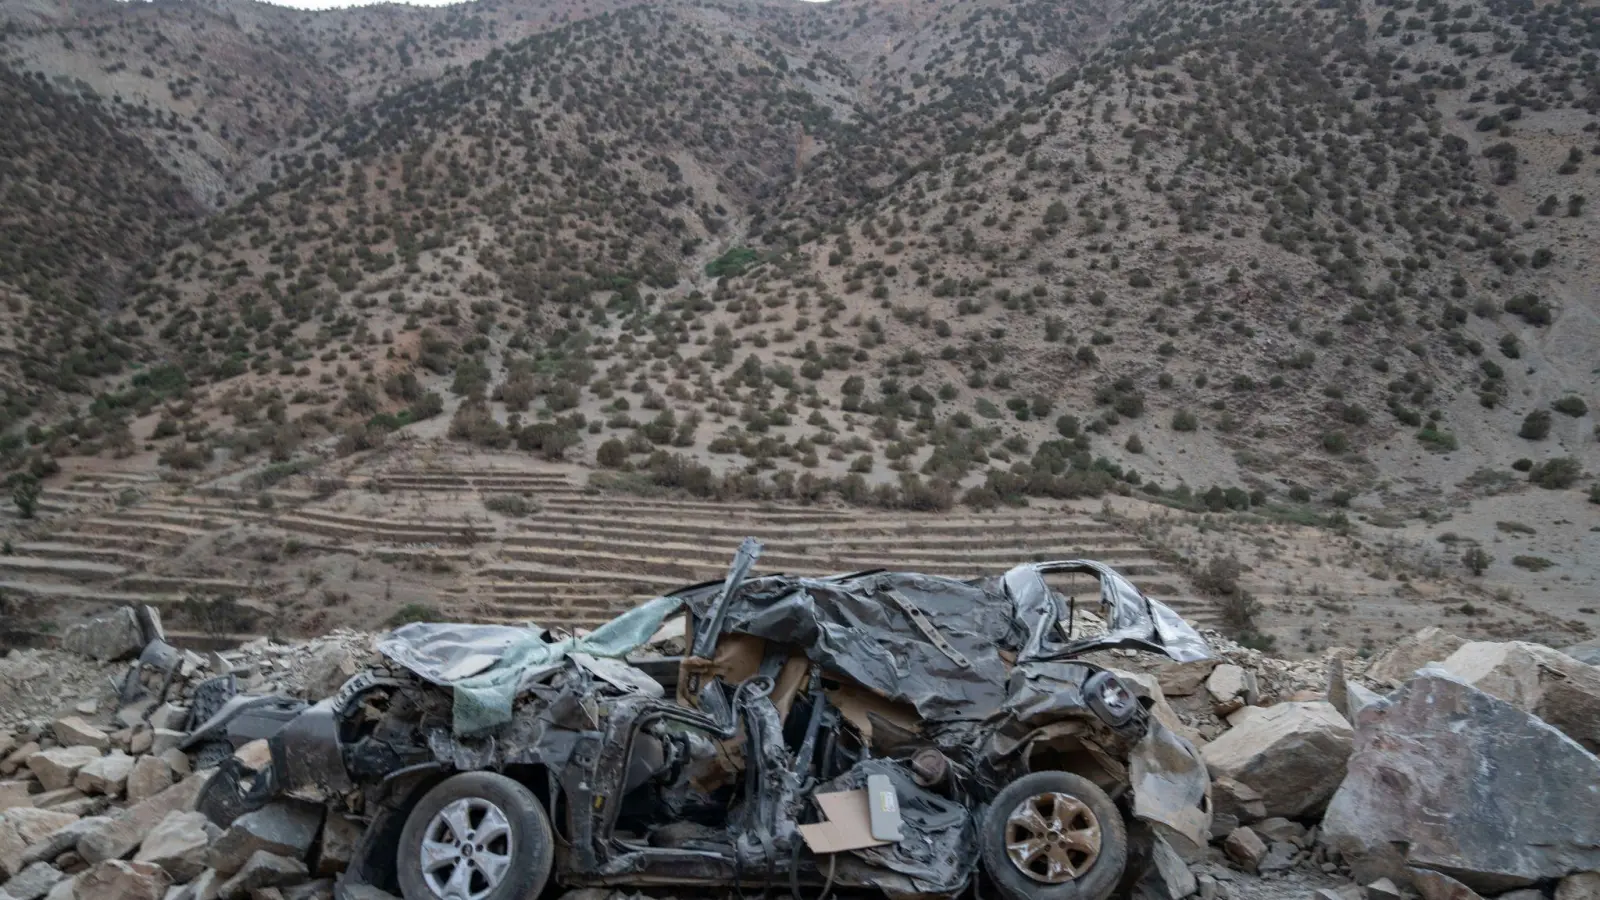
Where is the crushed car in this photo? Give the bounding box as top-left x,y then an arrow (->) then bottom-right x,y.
196,540 -> 1214,900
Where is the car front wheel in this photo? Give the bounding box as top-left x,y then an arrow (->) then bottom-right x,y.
980,770 -> 1128,900
396,772 -> 554,900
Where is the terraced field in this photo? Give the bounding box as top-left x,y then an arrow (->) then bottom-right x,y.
1,456 -> 1211,639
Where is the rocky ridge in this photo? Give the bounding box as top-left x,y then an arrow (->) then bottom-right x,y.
0,607 -> 1596,900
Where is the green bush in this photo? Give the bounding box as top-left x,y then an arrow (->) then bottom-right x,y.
1511,555 -> 1555,572
386,603 -> 444,626
1552,396 -> 1588,418
1527,457 -> 1581,489
705,247 -> 759,278
1519,410 -> 1551,440
1416,426 -> 1458,452
1171,409 -> 1197,432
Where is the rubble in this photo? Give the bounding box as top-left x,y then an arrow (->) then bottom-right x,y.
1199,701 -> 1353,818
1322,673 -> 1600,892
3,592 -> 1596,900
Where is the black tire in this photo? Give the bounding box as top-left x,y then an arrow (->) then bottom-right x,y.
980,771 -> 1128,900
396,772 -> 554,900
191,740 -> 234,771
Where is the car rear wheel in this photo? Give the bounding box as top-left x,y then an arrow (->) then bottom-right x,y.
980,771 -> 1127,900
396,772 -> 553,900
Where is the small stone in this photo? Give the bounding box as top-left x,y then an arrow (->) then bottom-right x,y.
281,880 -> 335,900
1558,873 -> 1600,900
148,706 -> 189,733
125,757 -> 173,805
150,731 -> 185,757
1223,826 -> 1267,873
19,815 -> 108,867
27,748 -> 103,792
3,743 -> 41,777
1253,816 -> 1307,846
1207,664 -> 1249,703
159,750 -> 190,777
76,817 -> 141,865
313,814 -> 361,877
114,702 -> 156,731
215,851 -> 308,900
1410,868 -> 1486,900
1257,841 -> 1298,872
29,789 -> 87,810
127,729 -> 152,757
1196,873 -> 1218,900
1,809 -> 80,876
51,718 -> 109,751
74,700 -> 99,716
0,780 -> 33,811
134,811 -> 220,884
1367,877 -> 1403,900
75,752 -> 135,797
301,646 -> 357,702
75,859 -> 172,900
1140,834 -> 1198,899
3,861 -> 66,900
231,741 -> 271,772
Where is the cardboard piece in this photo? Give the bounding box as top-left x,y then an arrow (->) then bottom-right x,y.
797,789 -> 894,854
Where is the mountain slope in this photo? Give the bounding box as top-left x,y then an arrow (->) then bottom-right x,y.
0,61 -> 201,436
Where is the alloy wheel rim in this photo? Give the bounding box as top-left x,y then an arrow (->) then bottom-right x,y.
1003,791 -> 1102,883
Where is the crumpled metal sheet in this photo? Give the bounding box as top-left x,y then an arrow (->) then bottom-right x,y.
693,572 -> 1020,724
376,594 -> 683,734
819,758 -> 976,897
1128,718 -> 1213,856
1003,560 -> 1212,663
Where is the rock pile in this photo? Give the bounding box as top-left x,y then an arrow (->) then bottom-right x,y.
0,607 -> 1595,900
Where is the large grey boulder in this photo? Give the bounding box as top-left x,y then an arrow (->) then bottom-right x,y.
1322,674 -> 1600,893
1437,641 -> 1600,753
1199,700 -> 1353,818
60,609 -> 144,662
1365,627 -> 1465,686
207,801 -> 322,876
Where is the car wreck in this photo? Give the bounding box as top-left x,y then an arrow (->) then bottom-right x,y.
196,540 -> 1214,900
